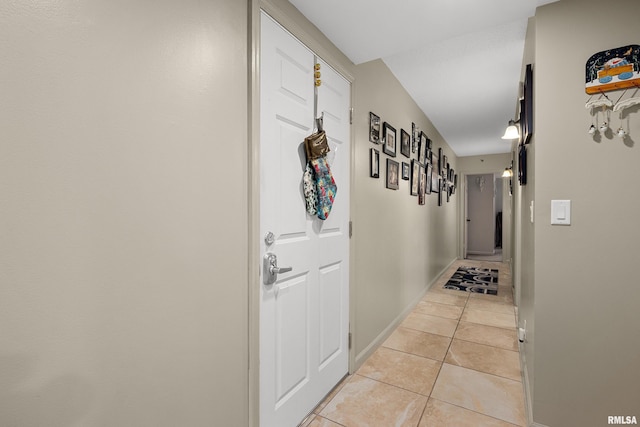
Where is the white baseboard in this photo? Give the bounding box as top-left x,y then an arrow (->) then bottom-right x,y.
518,328 -> 550,427
354,258 -> 457,369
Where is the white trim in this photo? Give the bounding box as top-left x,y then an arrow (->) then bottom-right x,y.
248,2 -> 261,427
466,251 -> 497,256
354,257 -> 458,369
517,317 -> 548,427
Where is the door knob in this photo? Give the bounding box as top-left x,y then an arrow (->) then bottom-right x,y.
263,253 -> 292,285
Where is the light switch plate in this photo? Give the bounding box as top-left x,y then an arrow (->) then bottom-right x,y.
551,200 -> 571,225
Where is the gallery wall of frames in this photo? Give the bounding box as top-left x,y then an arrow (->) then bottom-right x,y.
368,112 -> 457,206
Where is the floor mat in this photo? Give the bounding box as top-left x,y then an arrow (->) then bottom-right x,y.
444,266 -> 498,295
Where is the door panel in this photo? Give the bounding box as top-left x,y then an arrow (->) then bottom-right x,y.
260,12 -> 350,427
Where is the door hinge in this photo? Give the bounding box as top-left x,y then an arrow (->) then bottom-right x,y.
349,108 -> 354,125
348,332 -> 352,349
349,221 -> 353,238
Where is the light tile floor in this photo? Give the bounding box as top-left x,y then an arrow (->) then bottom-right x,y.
301,259 -> 526,427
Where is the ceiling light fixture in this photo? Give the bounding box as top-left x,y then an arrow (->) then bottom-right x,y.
501,120 -> 520,140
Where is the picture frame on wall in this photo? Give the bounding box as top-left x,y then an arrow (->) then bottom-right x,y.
386,158 -> 399,190
369,112 -> 381,144
522,64 -> 533,144
418,132 -> 427,164
418,166 -> 426,205
382,122 -> 396,157
431,170 -> 440,194
401,129 -> 410,158
401,162 -> 410,180
411,122 -> 418,153
425,163 -> 432,195
519,144 -> 527,185
370,148 -> 380,178
410,159 -> 420,196
432,149 -> 440,193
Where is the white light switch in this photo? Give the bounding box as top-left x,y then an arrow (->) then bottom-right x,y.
551,200 -> 571,225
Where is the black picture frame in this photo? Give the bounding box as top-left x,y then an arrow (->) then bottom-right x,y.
432,148 -> 441,193
369,148 -> 379,178
418,165 -> 426,205
431,173 -> 440,194
401,162 -> 410,180
418,132 -> 427,164
518,144 -> 527,185
410,159 -> 420,196
369,112 -> 381,144
401,129 -> 410,158
522,64 -> 534,144
425,163 -> 432,195
442,155 -> 448,177
411,122 -> 418,153
382,122 -> 396,157
386,158 -> 399,190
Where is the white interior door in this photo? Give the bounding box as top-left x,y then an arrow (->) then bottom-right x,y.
259,12 -> 350,427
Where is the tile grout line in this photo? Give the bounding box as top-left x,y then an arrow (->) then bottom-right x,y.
427,397 -> 522,427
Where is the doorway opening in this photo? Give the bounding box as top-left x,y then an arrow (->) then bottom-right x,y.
464,172 -> 505,262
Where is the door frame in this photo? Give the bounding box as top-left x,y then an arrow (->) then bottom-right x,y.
459,171 -> 511,262
249,2 -> 356,425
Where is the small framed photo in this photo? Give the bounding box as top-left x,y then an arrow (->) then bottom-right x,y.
369,112 -> 381,144
431,170 -> 440,194
411,122 -> 418,153
386,158 -> 399,190
410,159 -> 420,196
418,166 -> 427,205
401,162 -> 410,180
418,132 -> 428,164
425,163 -> 432,195
401,129 -> 410,158
370,148 -> 380,178
382,122 -> 396,157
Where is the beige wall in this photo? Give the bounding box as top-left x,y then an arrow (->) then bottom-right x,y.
1,1 -> 465,425
352,59 -> 458,365
517,1 -> 640,425
513,14 -> 537,421
457,154 -> 511,175
0,1 -> 249,426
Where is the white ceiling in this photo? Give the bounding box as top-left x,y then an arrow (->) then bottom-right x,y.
288,0 -> 558,157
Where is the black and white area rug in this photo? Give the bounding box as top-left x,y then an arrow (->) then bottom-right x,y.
444,266 -> 498,295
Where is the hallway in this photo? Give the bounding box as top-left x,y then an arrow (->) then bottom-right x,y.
301,259 -> 525,427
